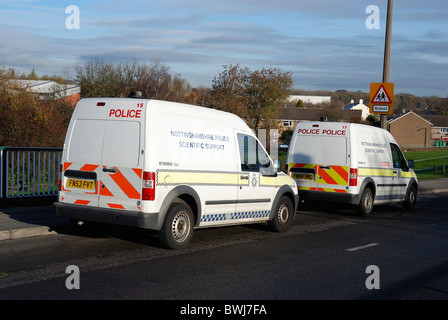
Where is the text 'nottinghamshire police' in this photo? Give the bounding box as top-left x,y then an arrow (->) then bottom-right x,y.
171,130 -> 229,151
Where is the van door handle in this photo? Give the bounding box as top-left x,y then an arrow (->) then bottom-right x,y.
319,165 -> 331,170
240,175 -> 249,180
102,167 -> 118,173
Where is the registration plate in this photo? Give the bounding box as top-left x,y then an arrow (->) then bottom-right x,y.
292,173 -> 314,181
66,178 -> 95,190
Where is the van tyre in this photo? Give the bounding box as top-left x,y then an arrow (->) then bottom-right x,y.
403,185 -> 417,211
268,196 -> 294,232
159,203 -> 194,250
357,187 -> 373,217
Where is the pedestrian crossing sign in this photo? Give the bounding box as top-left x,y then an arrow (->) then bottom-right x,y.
369,82 -> 394,114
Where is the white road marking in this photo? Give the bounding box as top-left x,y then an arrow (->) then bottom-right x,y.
346,243 -> 379,252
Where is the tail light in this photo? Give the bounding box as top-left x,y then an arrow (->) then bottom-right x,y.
349,168 -> 358,186
58,164 -> 63,191
142,171 -> 156,200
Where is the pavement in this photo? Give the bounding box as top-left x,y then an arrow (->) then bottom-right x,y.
0,178 -> 447,242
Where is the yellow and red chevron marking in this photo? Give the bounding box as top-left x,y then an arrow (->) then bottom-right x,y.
297,186 -> 347,193
316,187 -> 348,193
289,163 -> 317,170
317,165 -> 349,186
297,186 -> 317,191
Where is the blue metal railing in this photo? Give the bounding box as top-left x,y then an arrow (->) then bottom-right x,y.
0,147 -> 62,201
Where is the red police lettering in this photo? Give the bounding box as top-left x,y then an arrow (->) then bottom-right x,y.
322,129 -> 346,136
109,109 -> 142,118
298,128 -> 320,135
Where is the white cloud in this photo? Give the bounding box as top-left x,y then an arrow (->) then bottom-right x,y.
0,0 -> 446,96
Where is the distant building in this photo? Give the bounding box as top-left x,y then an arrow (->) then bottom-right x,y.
424,115 -> 448,142
388,111 -> 432,147
343,99 -> 371,120
13,80 -> 80,107
287,95 -> 331,105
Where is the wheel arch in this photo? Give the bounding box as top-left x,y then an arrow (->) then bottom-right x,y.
158,185 -> 201,228
269,185 -> 298,221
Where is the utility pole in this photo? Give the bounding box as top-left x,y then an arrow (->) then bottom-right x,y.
381,0 -> 393,130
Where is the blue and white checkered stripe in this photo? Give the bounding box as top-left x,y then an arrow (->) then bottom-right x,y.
231,210 -> 270,220
200,210 -> 270,223
200,213 -> 227,222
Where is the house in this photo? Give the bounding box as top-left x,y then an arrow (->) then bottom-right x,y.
388,111 -> 432,147
278,107 -> 362,134
343,99 -> 371,120
424,115 -> 448,142
13,80 -> 81,107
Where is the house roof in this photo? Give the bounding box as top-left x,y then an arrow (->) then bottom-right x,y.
387,111 -> 432,126
424,115 -> 448,127
12,80 -> 80,98
279,107 -> 361,121
343,103 -> 358,110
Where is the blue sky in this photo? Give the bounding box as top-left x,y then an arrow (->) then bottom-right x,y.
0,0 -> 447,97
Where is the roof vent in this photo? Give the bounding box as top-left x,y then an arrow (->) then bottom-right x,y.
129,91 -> 144,98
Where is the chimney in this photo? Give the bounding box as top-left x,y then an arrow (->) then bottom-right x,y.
351,99 -> 354,104
359,99 -> 363,104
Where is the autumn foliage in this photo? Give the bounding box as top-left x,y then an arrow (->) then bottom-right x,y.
208,64 -> 293,131
0,67 -> 73,147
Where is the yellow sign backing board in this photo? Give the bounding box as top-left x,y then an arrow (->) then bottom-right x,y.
369,82 -> 394,114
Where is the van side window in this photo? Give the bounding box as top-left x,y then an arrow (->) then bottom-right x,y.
237,134 -> 270,172
390,143 -> 408,171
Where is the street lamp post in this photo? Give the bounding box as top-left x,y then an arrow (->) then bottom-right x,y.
381,0 -> 393,130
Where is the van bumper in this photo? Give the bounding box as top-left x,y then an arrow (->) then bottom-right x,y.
54,202 -> 161,230
299,190 -> 360,205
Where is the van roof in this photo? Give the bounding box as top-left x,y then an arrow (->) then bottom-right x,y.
148,99 -> 247,126
77,98 -> 249,130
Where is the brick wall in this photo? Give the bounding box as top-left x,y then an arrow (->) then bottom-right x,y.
389,112 -> 432,147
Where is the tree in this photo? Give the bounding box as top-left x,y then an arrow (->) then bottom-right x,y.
208,64 -> 249,117
75,58 -> 191,101
0,66 -> 74,147
208,64 -> 293,132
295,99 -> 304,108
245,67 -> 293,131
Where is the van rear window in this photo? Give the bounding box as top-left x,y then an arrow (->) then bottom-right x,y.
102,121 -> 141,167
68,120 -> 141,167
319,137 -> 347,166
68,119 -> 105,164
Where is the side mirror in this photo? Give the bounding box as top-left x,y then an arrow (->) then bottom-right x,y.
260,159 -> 280,176
274,159 -> 281,172
408,160 -> 414,170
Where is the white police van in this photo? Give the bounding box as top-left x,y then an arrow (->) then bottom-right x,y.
55,98 -> 298,249
286,121 -> 418,216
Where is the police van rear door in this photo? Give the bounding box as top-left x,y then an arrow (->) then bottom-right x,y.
316,123 -> 349,194
288,122 -> 320,192
97,100 -> 145,212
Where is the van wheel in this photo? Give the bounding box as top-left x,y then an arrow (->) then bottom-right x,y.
357,188 -> 374,217
403,185 -> 417,211
268,196 -> 294,232
159,203 -> 194,250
